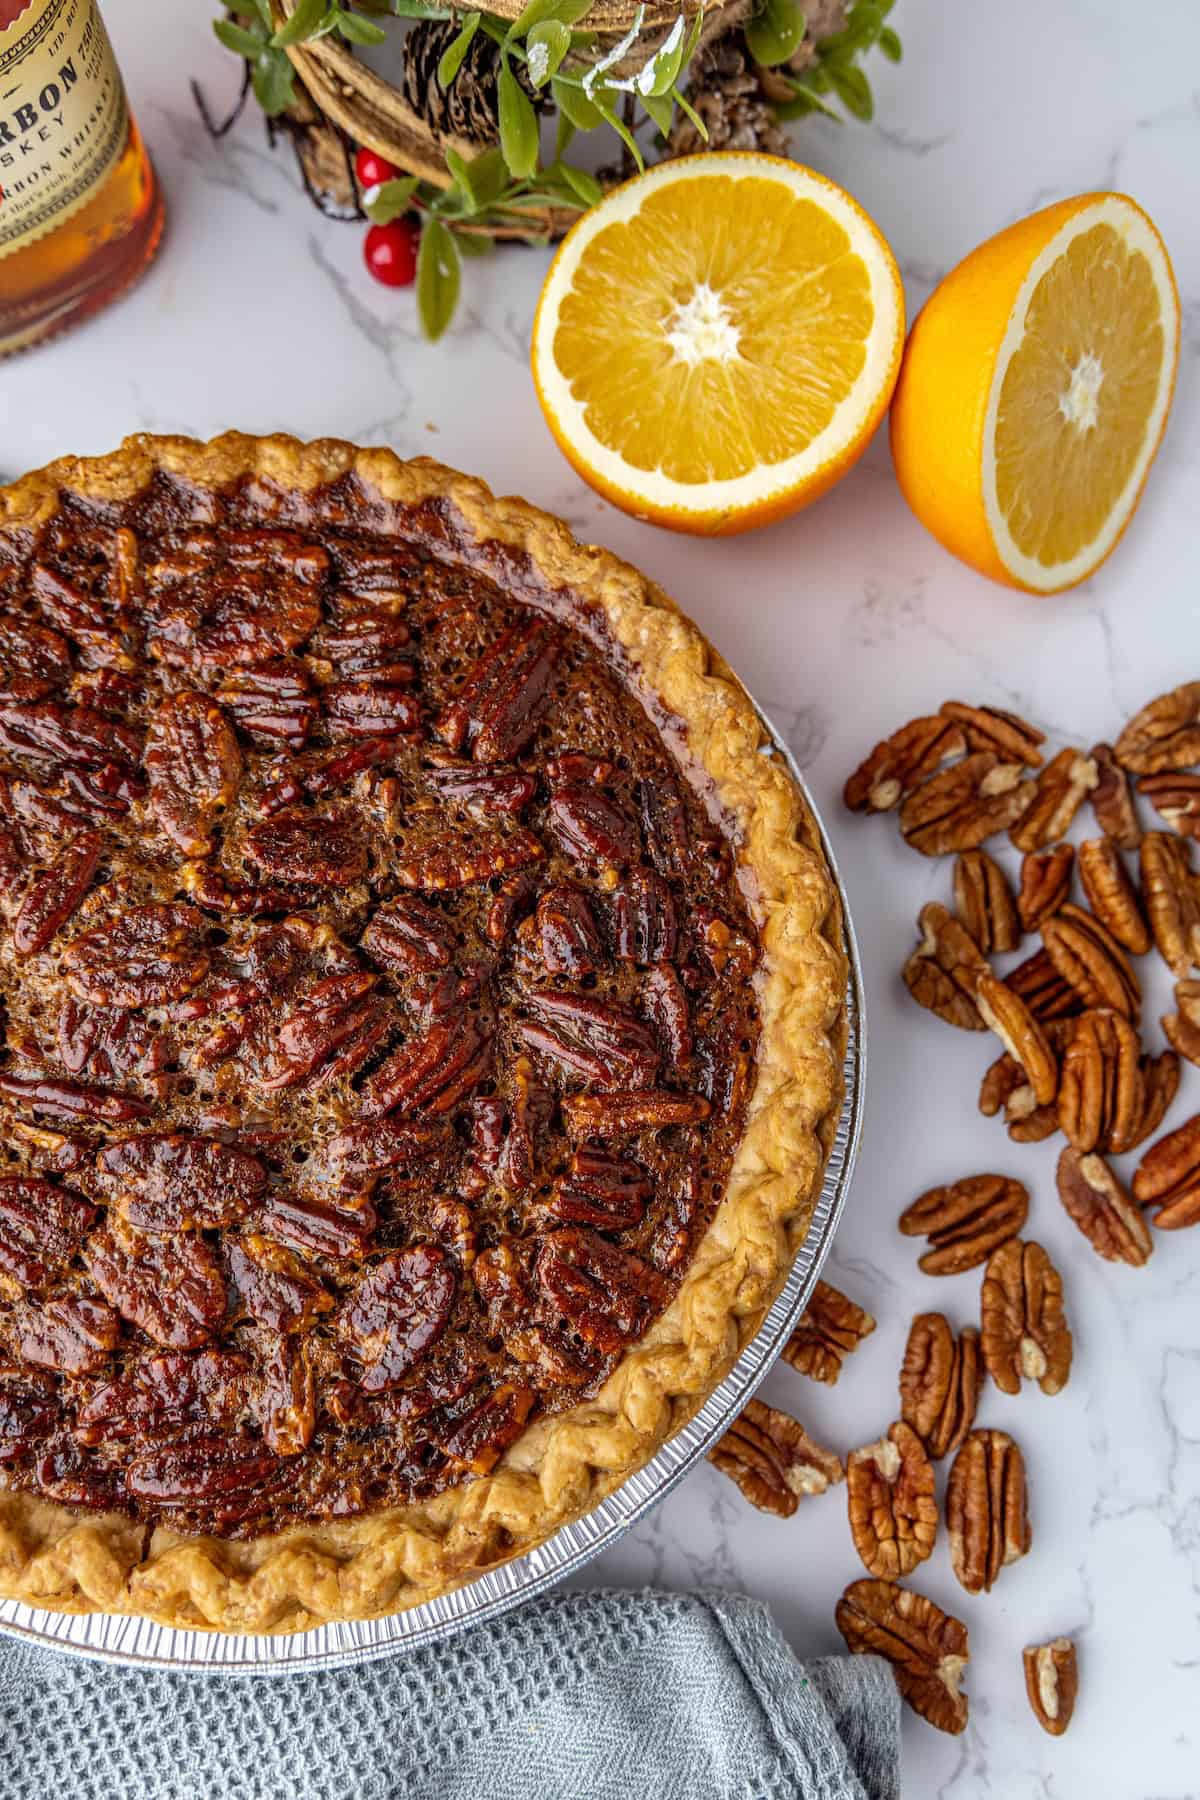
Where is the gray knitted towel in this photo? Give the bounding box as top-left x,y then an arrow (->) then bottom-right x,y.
0,1586 -> 899,1800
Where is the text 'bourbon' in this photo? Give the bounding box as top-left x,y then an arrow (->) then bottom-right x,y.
0,0 -> 163,356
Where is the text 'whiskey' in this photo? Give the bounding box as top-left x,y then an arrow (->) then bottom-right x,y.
0,0 -> 164,356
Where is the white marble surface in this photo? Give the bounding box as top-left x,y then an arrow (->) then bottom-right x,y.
4,0 -> 1200,1791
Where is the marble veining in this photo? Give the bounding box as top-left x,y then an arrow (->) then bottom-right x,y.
3,1 -> 1199,1791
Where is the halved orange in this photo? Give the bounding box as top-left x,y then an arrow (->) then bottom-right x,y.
890,193 -> 1180,593
532,152 -> 905,535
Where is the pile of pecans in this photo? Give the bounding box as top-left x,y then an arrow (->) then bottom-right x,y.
706,685 -> 1200,1740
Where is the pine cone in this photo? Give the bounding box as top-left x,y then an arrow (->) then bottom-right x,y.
667,38 -> 788,159
402,20 -> 545,146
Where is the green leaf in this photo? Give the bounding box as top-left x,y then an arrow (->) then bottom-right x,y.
437,13 -> 481,85
526,18 -> 570,84
454,230 -> 495,258
443,145 -> 478,210
251,47 -> 297,112
827,61 -> 873,118
552,75 -> 604,131
507,0 -> 592,37
555,110 -> 576,156
669,83 -> 706,138
417,217 -> 461,340
879,24 -> 901,61
213,18 -> 266,57
637,15 -> 686,97
365,174 -> 420,220
745,0 -> 807,68
591,96 -> 643,171
463,146 -> 510,209
389,0 -> 454,13
271,0 -> 328,46
336,7 -> 388,43
638,89 -> 674,136
231,0 -> 273,24
551,159 -> 603,205
497,56 -> 540,177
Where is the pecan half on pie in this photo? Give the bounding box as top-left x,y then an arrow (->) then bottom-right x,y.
0,434 -> 844,1633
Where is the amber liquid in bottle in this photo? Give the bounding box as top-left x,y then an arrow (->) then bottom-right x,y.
0,0 -> 164,356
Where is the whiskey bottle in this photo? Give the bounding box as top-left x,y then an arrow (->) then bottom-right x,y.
0,0 -> 164,356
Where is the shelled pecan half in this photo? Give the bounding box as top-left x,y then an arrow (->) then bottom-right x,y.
1138,771 -> 1200,839
899,1313 -> 982,1459
899,754 -> 1033,857
835,1578 -> 969,1735
1089,743 -> 1141,848
1023,1638 -> 1079,1737
1005,947 -> 1082,1024
781,1280 -> 876,1384
901,902 -> 988,1031
945,1427 -> 1031,1594
1042,903 -> 1140,1019
1016,845 -> 1074,932
975,973 -> 1059,1105
1010,748 -> 1098,854
1132,1113 -> 1200,1230
847,1421 -> 937,1578
980,1239 -> 1072,1396
978,1049 -> 1061,1143
1141,832 -> 1200,975
1162,979 -> 1200,1066
708,1399 -> 844,1516
899,1174 -> 1029,1276
1114,681 -> 1200,773
954,850 -> 1021,953
1055,1147 -> 1153,1266
1056,1009 -> 1144,1154
940,701 -> 1044,767
1076,837 -> 1150,953
843,715 -> 965,813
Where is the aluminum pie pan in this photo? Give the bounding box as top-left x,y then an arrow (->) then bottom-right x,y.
0,709 -> 864,1673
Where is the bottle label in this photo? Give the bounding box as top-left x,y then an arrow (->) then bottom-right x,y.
0,0 -> 129,260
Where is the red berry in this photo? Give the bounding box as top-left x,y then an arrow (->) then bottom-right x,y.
364,219 -> 420,289
355,146 -> 400,190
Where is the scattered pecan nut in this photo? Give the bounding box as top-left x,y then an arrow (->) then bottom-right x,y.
835,1578 -> 969,1735
1089,742 -> 1142,848
780,1280 -> 876,1385
953,850 -> 1020,953
1141,832 -> 1200,976
978,1049 -> 1061,1142
899,753 -> 1033,857
1057,1009 -> 1144,1154
945,1427 -> 1031,1594
899,1174 -> 1029,1276
1163,980 -> 1200,1066
980,1239 -> 1072,1396
1005,947 -> 1082,1023
1010,748 -> 1098,854
708,1398 -> 844,1516
1137,771 -> 1200,839
940,701 -> 1044,767
1042,903 -> 1140,1019
1132,1112 -> 1200,1230
1114,681 -> 1200,774
902,902 -> 988,1032
1056,1147 -> 1153,1267
844,715 -> 965,813
1017,844 -> 1074,932
847,1420 -> 937,1578
1023,1638 -> 1079,1737
975,973 -> 1059,1106
1076,837 -> 1150,954
899,1313 -> 982,1459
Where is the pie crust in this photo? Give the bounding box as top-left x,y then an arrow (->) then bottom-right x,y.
0,433 -> 846,1633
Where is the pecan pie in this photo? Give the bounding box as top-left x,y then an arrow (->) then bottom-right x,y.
0,434 -> 845,1632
